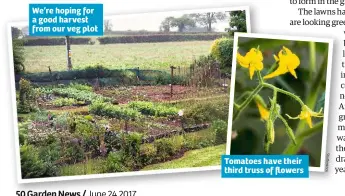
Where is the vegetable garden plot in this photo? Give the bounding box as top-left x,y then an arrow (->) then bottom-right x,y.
16,78 -> 230,178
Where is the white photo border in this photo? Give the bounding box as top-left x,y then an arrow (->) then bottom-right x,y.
8,6 -> 251,184
225,32 -> 334,173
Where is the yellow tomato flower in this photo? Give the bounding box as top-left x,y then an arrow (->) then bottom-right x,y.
263,46 -> 300,79
237,48 -> 264,80
286,105 -> 323,128
255,100 -> 269,121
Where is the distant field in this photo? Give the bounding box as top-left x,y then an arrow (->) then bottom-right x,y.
142,144 -> 226,171
23,41 -> 214,73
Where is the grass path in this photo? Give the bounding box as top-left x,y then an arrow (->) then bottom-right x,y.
164,94 -> 229,104
60,158 -> 106,176
142,144 -> 226,171
60,144 -> 225,176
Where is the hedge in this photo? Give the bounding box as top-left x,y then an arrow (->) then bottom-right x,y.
107,31 -> 221,36
23,37 -> 92,46
98,33 -> 225,44
21,34 -> 225,45
14,66 -> 182,85
15,68 -> 137,82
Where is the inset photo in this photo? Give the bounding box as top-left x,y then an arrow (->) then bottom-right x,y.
227,33 -> 333,172
9,6 -> 250,183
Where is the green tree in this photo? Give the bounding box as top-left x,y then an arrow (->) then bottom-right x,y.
11,26 -> 25,74
11,27 -> 22,39
160,16 -> 175,32
228,10 -> 247,35
210,37 -> 233,74
13,39 -> 25,74
171,15 -> 196,32
190,12 -> 226,32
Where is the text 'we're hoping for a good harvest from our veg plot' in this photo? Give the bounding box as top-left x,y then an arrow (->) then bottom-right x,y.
29,4 -> 103,36
221,155 -> 310,178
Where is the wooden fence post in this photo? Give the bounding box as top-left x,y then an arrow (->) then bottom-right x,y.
48,66 -> 53,83
66,36 -> 72,70
136,67 -> 140,84
170,66 -> 176,97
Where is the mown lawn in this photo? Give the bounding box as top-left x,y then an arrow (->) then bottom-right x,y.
142,144 -> 226,171
23,41 -> 213,73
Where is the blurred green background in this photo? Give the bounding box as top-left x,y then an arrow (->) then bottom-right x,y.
230,37 -> 330,167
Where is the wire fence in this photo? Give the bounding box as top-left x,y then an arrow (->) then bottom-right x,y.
15,63 -> 231,89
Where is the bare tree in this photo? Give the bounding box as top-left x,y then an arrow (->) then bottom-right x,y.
21,26 -> 29,37
104,20 -> 113,33
190,12 -> 226,32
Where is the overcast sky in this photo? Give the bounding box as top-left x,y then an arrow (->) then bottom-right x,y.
105,10 -> 230,32
15,8 -> 241,33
